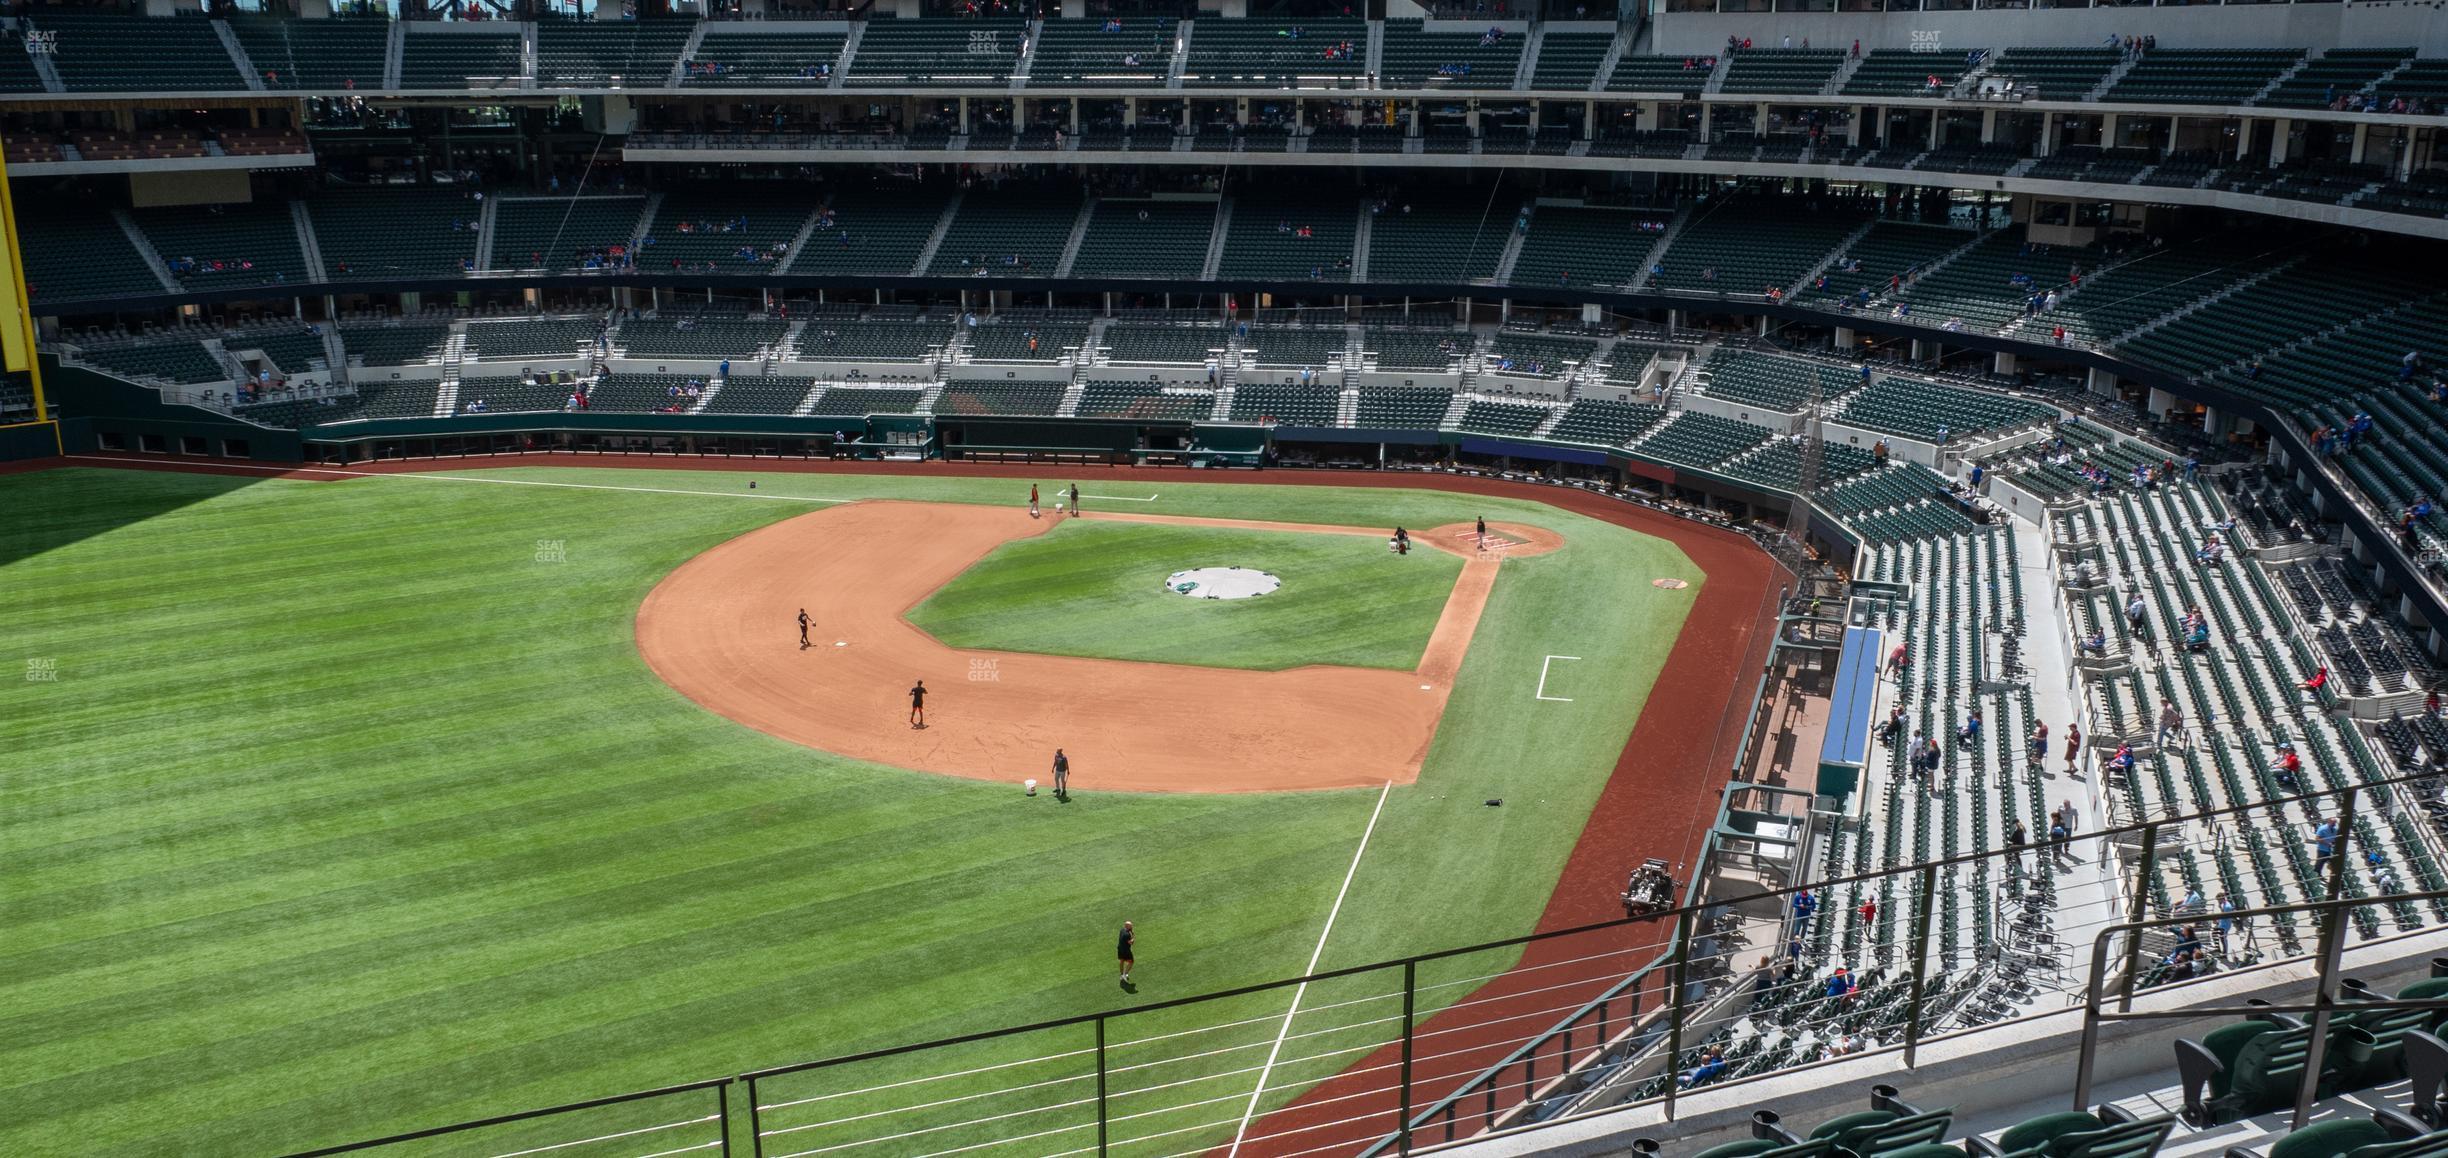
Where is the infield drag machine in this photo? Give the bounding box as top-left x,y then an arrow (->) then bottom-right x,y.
1619,858 -> 1679,919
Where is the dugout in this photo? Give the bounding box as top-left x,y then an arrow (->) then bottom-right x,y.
936,416 -> 1200,466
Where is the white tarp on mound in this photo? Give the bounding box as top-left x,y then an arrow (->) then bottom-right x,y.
1165,567 -> 1281,600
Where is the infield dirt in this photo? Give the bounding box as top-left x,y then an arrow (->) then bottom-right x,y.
635,500 -> 1559,793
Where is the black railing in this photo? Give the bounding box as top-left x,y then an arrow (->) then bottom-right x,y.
278,769 -> 2446,1158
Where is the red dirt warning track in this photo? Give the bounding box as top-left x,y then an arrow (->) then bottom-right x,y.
635,501 -> 1560,793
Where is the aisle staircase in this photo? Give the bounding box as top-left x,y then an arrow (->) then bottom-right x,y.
830,20 -> 864,89
1490,206 -> 1530,285
473,196 -> 501,269
292,201 -> 328,282
114,210 -> 179,291
1349,202 -> 1373,281
1435,388 -> 1473,431
1200,197 -> 1233,280
910,190 -> 964,275
1054,198 -> 1094,276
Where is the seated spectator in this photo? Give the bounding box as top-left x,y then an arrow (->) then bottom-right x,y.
1679,1048 -> 1728,1088
2272,742 -> 2304,791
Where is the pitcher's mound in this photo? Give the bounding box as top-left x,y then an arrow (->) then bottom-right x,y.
1427,522 -> 1567,557
1166,567 -> 1281,600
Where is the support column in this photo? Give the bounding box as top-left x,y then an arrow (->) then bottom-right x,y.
1927,111 -> 1941,149
1980,108 -> 1997,144
2350,123 -> 2370,165
1756,101 -> 1770,137
1994,351 -> 2018,376
1071,100 -> 1081,134
1834,326 -> 1856,348
2041,111 -> 2057,153
2235,117 -> 2253,161
958,98 -> 970,134
2270,117 -> 2290,166
1466,100 -> 1479,134
1910,339 -> 1932,361
1583,99 -> 1595,139
2101,112 -> 2119,150
2146,386 -> 2179,419
1700,103 -> 1712,139
1758,315 -> 1771,336
1848,106 -> 1863,147
1235,97 -> 1249,126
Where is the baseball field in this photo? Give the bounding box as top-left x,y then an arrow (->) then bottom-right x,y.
0,458 -> 1772,1157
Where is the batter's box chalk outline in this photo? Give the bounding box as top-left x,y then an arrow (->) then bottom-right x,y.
1536,655 -> 1582,702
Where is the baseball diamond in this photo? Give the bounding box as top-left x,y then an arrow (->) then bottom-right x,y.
8,7 -> 2448,1150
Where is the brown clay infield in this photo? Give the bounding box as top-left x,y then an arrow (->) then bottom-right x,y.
635,501 -> 1561,793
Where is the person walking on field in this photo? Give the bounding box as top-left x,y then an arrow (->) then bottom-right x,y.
1053,748 -> 1070,800
1030,485 -> 1041,519
1069,483 -> 1080,517
1476,516 -> 1488,551
798,607 -> 811,650
909,679 -> 927,728
1117,920 -> 1136,985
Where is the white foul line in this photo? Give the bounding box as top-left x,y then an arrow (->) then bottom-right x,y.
1079,493 -> 1159,503
1535,655 -> 1582,703
1225,779 -> 1395,1158
62,456 -> 857,504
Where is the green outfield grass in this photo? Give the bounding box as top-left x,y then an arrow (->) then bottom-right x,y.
909,521 -> 1466,671
0,465 -> 1703,1157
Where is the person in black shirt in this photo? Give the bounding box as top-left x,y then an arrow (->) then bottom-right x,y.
909,679 -> 927,728
1117,920 -> 1135,985
1475,516 -> 1488,551
1052,748 -> 1070,800
1069,483 -> 1080,518
797,608 -> 810,650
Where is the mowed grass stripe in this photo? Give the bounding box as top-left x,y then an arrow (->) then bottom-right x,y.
11,804 -> 1372,1154
910,521 -> 1464,672
0,468 -> 1691,1158
6,788 -> 1365,1078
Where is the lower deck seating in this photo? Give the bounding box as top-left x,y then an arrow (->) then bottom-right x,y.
464,318 -> 595,361
800,386 -> 926,417
78,338 -> 224,385
698,377 -> 817,414
1075,381 -> 1213,421
1837,378 -> 2055,443
1632,411 -> 1774,469
1229,384 -> 1339,426
1547,399 -> 1665,446
934,379 -> 1067,416
1353,387 -> 1451,429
